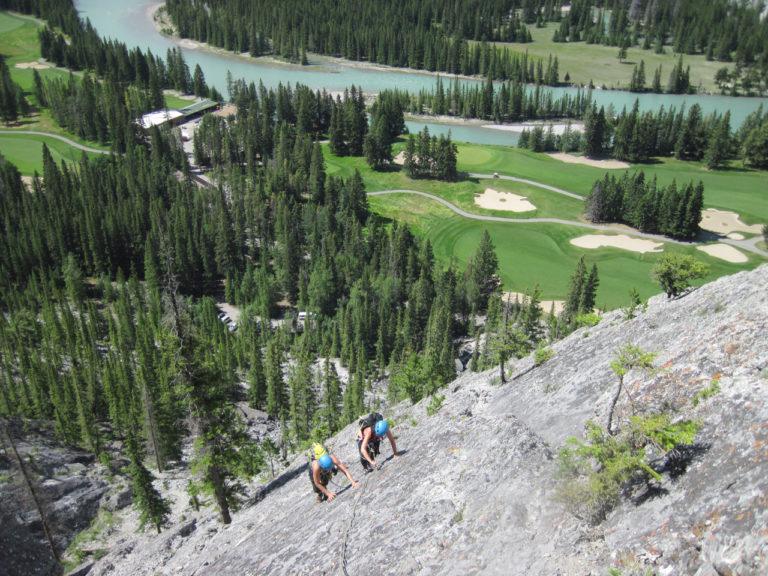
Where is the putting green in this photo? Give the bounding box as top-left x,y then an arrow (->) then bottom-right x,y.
457,146 -> 496,165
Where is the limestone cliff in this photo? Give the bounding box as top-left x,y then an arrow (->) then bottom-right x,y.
5,265 -> 768,576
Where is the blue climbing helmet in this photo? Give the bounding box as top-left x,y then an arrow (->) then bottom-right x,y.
318,453 -> 333,471
374,419 -> 389,437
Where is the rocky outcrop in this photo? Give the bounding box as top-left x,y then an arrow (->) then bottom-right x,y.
0,422 -> 111,576
6,265 -> 768,576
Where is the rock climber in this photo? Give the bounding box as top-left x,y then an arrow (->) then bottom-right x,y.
308,444 -> 359,502
357,413 -> 399,471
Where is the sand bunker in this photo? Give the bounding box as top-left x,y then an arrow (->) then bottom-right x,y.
475,188 -> 536,212
697,244 -> 748,263
504,292 -> 564,316
571,234 -> 664,253
699,208 -> 763,236
548,152 -> 630,169
15,61 -> 48,70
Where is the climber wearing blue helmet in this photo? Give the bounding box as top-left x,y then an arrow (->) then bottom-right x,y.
357,413 -> 400,471
308,443 -> 359,502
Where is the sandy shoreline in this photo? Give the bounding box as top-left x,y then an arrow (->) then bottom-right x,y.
484,121 -> 584,135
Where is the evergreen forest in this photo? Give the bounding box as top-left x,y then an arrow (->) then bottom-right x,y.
160,0 -> 768,93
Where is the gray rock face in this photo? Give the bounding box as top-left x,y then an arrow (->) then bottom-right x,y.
0,424 -> 110,576
12,265 -> 768,576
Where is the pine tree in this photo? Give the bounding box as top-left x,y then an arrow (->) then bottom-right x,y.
341,369 -> 364,422
266,337 -> 287,418
320,358 -> 343,434
583,104 -> 606,157
742,117 -> 768,168
62,253 -> 86,304
185,326 -> 252,525
471,230 -> 500,311
247,349 -> 267,409
126,432 -> 171,533
563,256 -> 587,325
704,112 -> 731,170
192,64 -> 209,97
288,354 -> 316,444
580,264 -> 600,314
363,117 -> 392,171
522,284 -> 544,344
422,270 -> 456,390
328,102 -> 347,156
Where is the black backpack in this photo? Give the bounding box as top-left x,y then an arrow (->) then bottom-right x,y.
358,412 -> 383,433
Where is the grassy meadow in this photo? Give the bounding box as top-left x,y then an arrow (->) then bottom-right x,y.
503,22 -> 728,94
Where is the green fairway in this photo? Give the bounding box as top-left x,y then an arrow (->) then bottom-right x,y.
325,147 -> 585,221
455,143 -> 768,227
360,140 -> 767,309
456,143 -> 605,197
370,192 -> 760,308
0,133 -> 101,174
0,11 -> 41,64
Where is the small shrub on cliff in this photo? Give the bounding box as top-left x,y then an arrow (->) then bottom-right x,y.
621,287 -> 647,321
534,347 -> 553,366
556,416 -> 699,524
426,393 -> 445,416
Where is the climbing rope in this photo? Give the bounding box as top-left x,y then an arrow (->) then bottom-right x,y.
339,470 -> 372,576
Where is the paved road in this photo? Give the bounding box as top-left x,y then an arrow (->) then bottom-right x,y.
368,189 -> 768,257
0,130 -> 111,154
